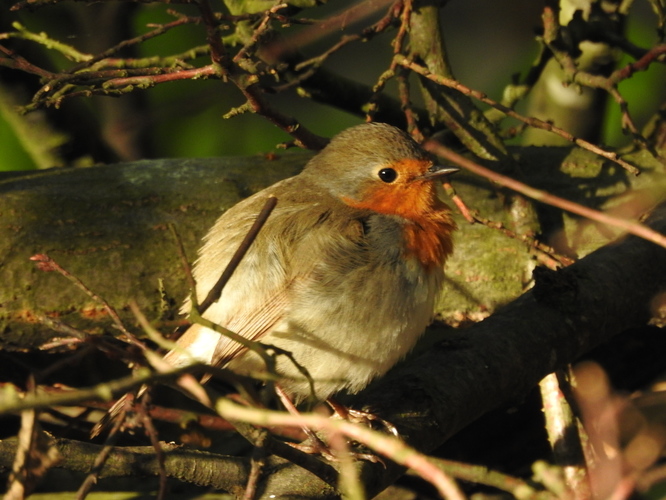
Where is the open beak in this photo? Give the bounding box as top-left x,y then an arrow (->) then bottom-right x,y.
419,164 -> 459,180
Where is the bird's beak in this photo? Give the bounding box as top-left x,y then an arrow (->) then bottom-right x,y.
419,164 -> 459,180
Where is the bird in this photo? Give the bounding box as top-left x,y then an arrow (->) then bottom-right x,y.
92,122 -> 457,436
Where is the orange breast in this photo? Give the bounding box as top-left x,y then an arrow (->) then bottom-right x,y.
402,214 -> 455,271
343,180 -> 455,271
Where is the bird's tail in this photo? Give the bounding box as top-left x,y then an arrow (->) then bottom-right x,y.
90,386 -> 146,438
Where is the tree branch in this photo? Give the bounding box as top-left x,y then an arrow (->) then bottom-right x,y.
246,201 -> 666,498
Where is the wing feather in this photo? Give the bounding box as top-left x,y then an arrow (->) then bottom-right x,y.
172,177 -> 331,369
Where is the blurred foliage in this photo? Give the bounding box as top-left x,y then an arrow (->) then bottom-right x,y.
604,9 -> 666,145
0,0 -> 664,171
0,111 -> 33,171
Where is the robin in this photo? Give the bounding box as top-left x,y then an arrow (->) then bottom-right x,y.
93,122 -> 457,434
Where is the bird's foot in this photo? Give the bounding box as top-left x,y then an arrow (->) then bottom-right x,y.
327,399 -> 399,437
274,386 -> 387,463
287,437 -> 385,464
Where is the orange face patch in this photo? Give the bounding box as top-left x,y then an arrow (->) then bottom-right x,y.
342,159 -> 434,219
341,159 -> 456,270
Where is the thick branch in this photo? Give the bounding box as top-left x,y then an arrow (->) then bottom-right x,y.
248,202 -> 666,498
0,148 -> 663,348
0,437 -> 252,492
0,201 -> 663,497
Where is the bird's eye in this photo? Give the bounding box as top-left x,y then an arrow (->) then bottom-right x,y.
378,168 -> 397,183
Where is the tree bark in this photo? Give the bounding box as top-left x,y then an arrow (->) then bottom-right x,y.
0,148 -> 665,497
0,198 -> 664,497
248,200 -> 666,498
1,146 -> 661,347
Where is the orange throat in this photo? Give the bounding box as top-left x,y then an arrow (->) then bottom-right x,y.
343,180 -> 456,271
402,213 -> 455,271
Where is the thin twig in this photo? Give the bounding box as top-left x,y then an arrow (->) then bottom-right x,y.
396,69 -> 422,140
243,432 -> 269,500
0,45 -> 55,78
231,76 -> 330,149
66,13 -> 205,73
365,0 -> 410,123
216,398 -> 467,500
36,345 -> 97,381
3,21 -> 91,62
140,395 -> 168,500
172,214 -> 317,402
173,195 -> 317,400
234,3 -> 288,65
99,65 -> 218,88
168,223 -> 197,300
392,0 -> 410,53
187,311 -> 319,403
29,254 -> 146,349
294,0 -> 401,73
425,141 -> 666,249
198,195 -> 278,314
540,371 -> 591,499
0,366 -> 198,414
425,457 -> 555,499
34,314 -> 87,342
328,430 -> 365,500
397,56 -> 640,175
196,0 -> 229,70
10,0 -> 194,10
470,210 -> 575,269
539,3 -> 652,146
294,34 -> 363,72
269,0 -> 395,63
76,403 -> 126,500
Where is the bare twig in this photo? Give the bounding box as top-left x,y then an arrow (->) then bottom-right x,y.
2,21 -> 91,62
196,0 -> 229,70
0,45 -> 55,78
268,0 -> 395,62
35,314 -> 88,342
425,141 -> 666,249
609,44 -> 666,85
468,211 -> 575,269
243,432 -> 269,500
140,395 -> 168,500
171,195 -> 317,400
293,0 -> 401,74
539,371 -> 591,499
216,398 -> 467,500
398,56 -> 640,175
0,366 -> 198,414
538,2 -> 656,146
6,395 -> 60,500
328,430 -> 365,500
426,458 -> 554,499
168,223 -> 197,302
440,174 -> 573,268
29,254 -> 146,349
76,405 -> 126,500
227,74 -> 330,150
198,195 -> 278,314
66,13 -> 206,74
234,3 -> 288,66
366,0 -> 416,128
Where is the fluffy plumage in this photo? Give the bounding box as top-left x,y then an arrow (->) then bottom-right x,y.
92,123 -> 457,437
170,123 -> 456,400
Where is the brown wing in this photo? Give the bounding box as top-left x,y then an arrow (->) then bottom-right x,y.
170,178 -> 314,369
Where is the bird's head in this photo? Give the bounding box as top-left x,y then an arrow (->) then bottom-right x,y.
302,122 -> 457,221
